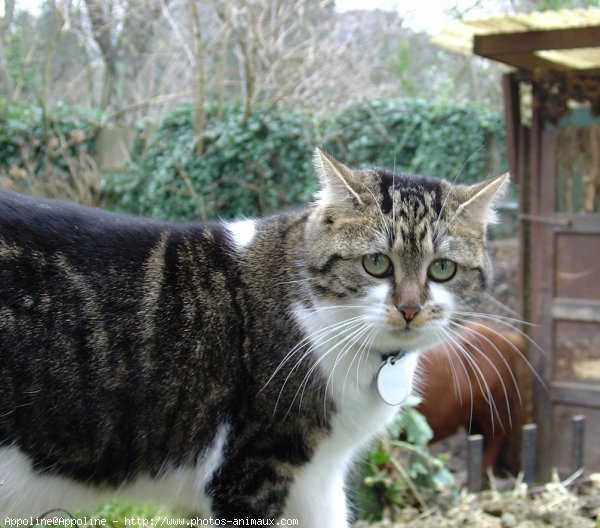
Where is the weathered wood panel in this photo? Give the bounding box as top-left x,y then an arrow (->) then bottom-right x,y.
552,404 -> 600,473
553,321 -> 600,381
555,233 -> 600,300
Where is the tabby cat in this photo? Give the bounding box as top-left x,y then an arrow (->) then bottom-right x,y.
0,149 -> 507,525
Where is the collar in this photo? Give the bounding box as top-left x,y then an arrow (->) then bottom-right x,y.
380,351 -> 405,364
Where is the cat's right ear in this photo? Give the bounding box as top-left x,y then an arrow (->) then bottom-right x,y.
313,148 -> 365,208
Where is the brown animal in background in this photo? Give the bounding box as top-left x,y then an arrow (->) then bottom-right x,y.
416,320 -> 526,475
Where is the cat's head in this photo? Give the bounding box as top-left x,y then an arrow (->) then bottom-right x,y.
302,149 -> 508,354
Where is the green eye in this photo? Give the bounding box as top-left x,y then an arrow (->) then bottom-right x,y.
428,259 -> 457,282
363,254 -> 392,277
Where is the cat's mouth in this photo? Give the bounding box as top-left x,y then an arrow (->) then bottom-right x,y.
379,325 -> 427,348
391,325 -> 414,333
387,318 -> 427,334
378,319 -> 448,353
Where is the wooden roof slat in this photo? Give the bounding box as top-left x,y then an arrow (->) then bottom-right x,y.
431,7 -> 600,71
539,48 -> 600,69
483,52 -> 561,70
474,26 -> 600,56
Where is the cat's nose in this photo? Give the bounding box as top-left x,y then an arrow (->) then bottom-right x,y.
396,304 -> 422,323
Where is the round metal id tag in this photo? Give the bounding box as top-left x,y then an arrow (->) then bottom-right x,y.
376,352 -> 417,406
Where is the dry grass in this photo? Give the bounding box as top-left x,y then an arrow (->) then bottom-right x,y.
355,473 -> 600,528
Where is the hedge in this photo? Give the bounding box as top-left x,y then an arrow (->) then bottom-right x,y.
0,98 -> 507,221
112,98 -> 506,221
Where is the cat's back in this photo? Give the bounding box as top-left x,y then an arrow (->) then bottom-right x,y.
0,189 -> 246,365
0,188 -> 172,260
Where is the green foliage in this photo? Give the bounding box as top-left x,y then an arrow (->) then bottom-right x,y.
0,100 -> 97,165
0,99 -> 103,203
355,397 -> 457,522
112,104 -> 318,221
532,0 -> 600,9
85,500 -> 183,527
4,12 -> 42,97
112,97 -> 506,221
323,98 -> 506,185
0,501 -> 182,528
388,42 -> 416,97
0,97 -> 506,221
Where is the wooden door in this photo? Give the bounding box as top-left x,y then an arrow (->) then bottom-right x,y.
524,110 -> 600,478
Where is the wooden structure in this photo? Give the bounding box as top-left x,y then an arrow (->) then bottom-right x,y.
433,8 -> 600,479
467,415 -> 586,492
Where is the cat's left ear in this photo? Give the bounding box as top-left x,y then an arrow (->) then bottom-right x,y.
456,173 -> 510,227
313,148 -> 365,207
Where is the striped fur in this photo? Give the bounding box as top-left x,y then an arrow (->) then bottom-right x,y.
0,150 -> 507,524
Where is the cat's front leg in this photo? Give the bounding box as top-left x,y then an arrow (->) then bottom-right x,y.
207,456 -> 348,527
282,467 -> 348,528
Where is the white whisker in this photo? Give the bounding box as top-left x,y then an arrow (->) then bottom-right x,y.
325,322 -> 373,414
442,325 -> 502,435
448,320 -> 515,430
357,180 -> 394,244
355,326 -> 378,391
264,314 -> 367,400
452,316 -> 547,392
451,320 -> 522,408
453,310 -> 536,327
437,327 -> 476,431
340,324 -> 378,405
432,144 -> 487,243
290,320 -> 370,418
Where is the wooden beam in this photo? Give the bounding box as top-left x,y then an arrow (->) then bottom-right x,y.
552,381 -> 600,407
552,298 -> 600,323
556,214 -> 600,233
475,26 -> 600,56
478,51 -> 562,71
502,72 -> 520,183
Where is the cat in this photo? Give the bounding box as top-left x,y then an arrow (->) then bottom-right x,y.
0,149 -> 507,525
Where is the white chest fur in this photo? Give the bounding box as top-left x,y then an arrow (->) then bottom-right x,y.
285,303 -> 420,527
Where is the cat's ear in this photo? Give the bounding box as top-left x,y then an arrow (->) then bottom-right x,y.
313,148 -> 365,207
456,173 -> 510,227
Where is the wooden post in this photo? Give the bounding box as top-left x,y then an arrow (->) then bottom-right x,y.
521,423 -> 538,485
571,415 -> 586,474
467,434 -> 484,492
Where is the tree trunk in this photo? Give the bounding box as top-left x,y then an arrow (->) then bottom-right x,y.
190,0 -> 206,156
0,0 -> 15,96
84,0 -> 118,111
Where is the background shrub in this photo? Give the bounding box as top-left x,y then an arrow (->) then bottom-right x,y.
0,97 -> 507,221
0,100 -> 104,205
112,104 -> 318,221
112,98 -> 506,221
321,98 -> 505,184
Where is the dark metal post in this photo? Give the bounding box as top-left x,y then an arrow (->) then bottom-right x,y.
467,434 -> 484,492
521,423 -> 537,485
571,415 -> 586,474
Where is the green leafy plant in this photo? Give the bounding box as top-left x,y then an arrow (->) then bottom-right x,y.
0,501 -> 183,528
111,103 -> 317,221
111,97 -> 506,222
0,97 -> 509,228
355,396 -> 457,522
322,97 -> 505,185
